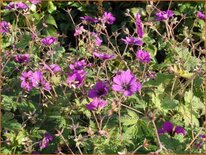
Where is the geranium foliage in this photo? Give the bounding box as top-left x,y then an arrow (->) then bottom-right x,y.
1,1 -> 205,154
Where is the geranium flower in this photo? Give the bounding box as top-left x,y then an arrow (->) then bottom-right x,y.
29,0 -> 41,4
66,71 -> 86,88
158,121 -> 186,136
32,71 -> 51,91
74,26 -> 85,37
88,81 -> 109,98
80,16 -> 98,23
112,70 -> 142,96
14,54 -> 30,63
39,133 -> 53,149
20,71 -> 34,91
41,36 -> 57,46
122,37 -> 143,46
102,12 -> 116,24
86,98 -> 107,111
5,2 -> 28,10
93,51 -> 115,60
49,64 -> 61,73
0,21 -> 10,34
136,50 -> 151,63
156,10 -> 174,21
91,32 -> 102,46
197,11 -> 206,20
69,60 -> 87,71
135,13 -> 144,38
195,134 -> 206,149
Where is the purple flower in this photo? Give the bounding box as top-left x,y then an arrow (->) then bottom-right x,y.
88,81 -> 109,98
135,13 -> 144,38
112,70 -> 142,96
39,133 -> 53,149
74,26 -> 85,37
158,121 -> 186,136
195,134 -> 206,149
29,0 -> 41,4
66,71 -> 85,88
0,21 -> 10,34
5,2 -> 28,10
199,134 -> 206,139
156,10 -> 174,21
44,64 -> 61,73
122,37 -> 143,46
162,121 -> 174,133
91,32 -> 102,46
136,50 -> 151,63
86,98 -> 107,111
32,71 -> 51,91
14,54 -> 30,63
197,11 -> 206,20
102,12 -> 116,24
20,71 -> 34,91
41,36 -> 57,46
175,126 -> 186,135
50,64 -> 61,73
80,16 -> 98,23
93,51 -> 115,60
147,71 -> 156,79
69,60 -> 87,71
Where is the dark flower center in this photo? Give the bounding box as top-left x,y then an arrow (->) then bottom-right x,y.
122,83 -> 130,90
96,89 -> 106,96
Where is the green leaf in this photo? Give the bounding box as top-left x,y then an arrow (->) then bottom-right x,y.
45,26 -> 57,36
45,14 -> 57,28
47,1 -> 57,13
2,95 -> 18,111
15,35 -> 32,49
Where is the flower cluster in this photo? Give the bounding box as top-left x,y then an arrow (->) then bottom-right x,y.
14,54 -> 30,63
39,133 -> 53,150
135,13 -> 144,38
86,98 -> 107,111
136,50 -> 151,63
74,26 -> 85,37
91,32 -> 102,47
66,60 -> 87,88
197,11 -> 206,20
158,121 -> 186,136
86,81 -> 109,111
5,2 -> 28,10
122,37 -> 143,46
29,0 -> 41,5
101,12 -> 116,24
194,134 -> 206,149
80,16 -> 99,23
20,70 -> 51,91
93,51 -> 115,60
156,10 -> 174,21
44,64 -> 62,74
0,21 -> 10,34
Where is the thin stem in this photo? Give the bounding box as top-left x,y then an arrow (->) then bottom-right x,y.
151,119 -> 166,153
118,100 -> 122,143
56,129 -> 75,155
92,111 -> 101,131
121,103 -> 144,115
132,144 -> 143,154
141,63 -> 147,81
185,124 -> 205,151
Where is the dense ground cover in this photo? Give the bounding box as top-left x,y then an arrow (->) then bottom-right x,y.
1,0 -> 205,154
